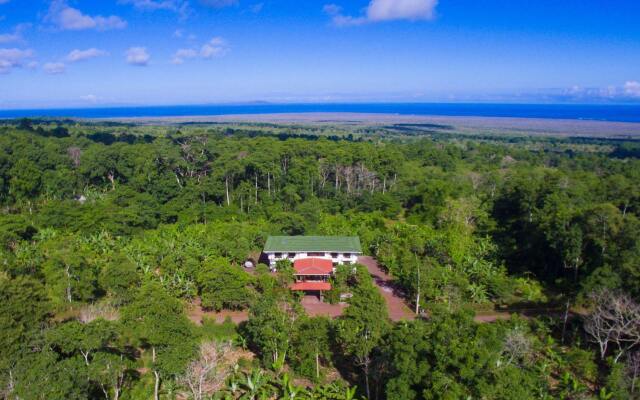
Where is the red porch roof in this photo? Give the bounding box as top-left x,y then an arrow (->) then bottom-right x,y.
293,258 -> 333,275
290,281 -> 332,291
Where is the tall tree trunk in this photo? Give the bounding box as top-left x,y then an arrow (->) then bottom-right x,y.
65,264 -> 72,302
315,349 -> 320,380
107,171 -> 116,191
153,370 -> 160,400
225,176 -> 230,206
114,375 -> 122,400
100,385 -> 109,400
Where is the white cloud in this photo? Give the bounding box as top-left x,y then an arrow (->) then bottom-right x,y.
200,0 -> 238,8
624,81 -> 640,98
121,0 -> 180,10
0,48 -> 34,73
171,48 -> 198,64
557,82 -> 640,102
126,47 -> 150,66
0,31 -> 20,44
66,48 -> 108,62
171,36 -> 228,64
171,36 -> 229,65
120,0 -> 190,18
200,36 -> 228,58
47,1 -> 127,31
0,23 -> 29,44
325,0 -> 438,26
43,62 -> 65,74
368,0 -> 437,21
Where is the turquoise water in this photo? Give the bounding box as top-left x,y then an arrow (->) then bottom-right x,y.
1,103 -> 639,123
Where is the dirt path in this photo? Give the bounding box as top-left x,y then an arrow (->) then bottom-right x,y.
357,256 -> 416,322
300,295 -> 347,318
187,298 -> 249,325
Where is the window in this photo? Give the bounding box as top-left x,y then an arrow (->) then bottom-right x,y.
343,253 -> 352,258
330,252 -> 339,258
274,252 -> 282,257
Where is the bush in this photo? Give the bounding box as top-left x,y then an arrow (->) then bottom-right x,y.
197,260 -> 253,311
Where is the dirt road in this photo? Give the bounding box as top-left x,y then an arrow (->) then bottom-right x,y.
357,256 -> 416,322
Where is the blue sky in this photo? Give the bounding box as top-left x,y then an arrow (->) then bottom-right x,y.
1,0 -> 640,108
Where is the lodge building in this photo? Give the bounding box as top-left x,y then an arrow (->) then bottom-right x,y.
263,236 -> 362,300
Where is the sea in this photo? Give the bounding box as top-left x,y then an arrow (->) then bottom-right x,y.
1,103 -> 640,123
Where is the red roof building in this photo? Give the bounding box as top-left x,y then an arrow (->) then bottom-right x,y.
291,258 -> 334,299
293,258 -> 334,275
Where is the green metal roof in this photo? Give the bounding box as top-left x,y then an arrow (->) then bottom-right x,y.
264,236 -> 362,253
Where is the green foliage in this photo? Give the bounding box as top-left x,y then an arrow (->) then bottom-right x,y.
604,360 -> 632,399
336,283 -> 389,398
98,254 -> 140,305
122,280 -> 197,377
243,293 -> 301,367
1,122 -> 639,399
382,310 -> 551,400
197,258 -> 253,311
290,316 -> 333,381
12,348 -> 88,400
0,275 -> 51,376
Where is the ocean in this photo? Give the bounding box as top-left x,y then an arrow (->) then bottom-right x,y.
1,103 -> 640,123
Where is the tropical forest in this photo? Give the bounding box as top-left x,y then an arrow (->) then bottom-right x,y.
2,119 -> 640,400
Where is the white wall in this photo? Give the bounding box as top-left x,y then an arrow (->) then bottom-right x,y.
266,251 -> 359,268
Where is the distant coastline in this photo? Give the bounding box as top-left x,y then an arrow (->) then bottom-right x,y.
2,102 -> 640,123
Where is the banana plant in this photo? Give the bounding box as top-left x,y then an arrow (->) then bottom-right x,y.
279,373 -> 302,400
598,388 -> 613,400
240,369 -> 269,400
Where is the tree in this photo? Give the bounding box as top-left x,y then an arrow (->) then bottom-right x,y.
11,348 -> 89,400
9,159 -> 42,203
197,259 -> 253,311
46,319 -> 115,366
89,352 -> 134,400
336,284 -> 389,399
382,310 -> 543,400
0,275 -> 51,391
122,281 -> 196,400
290,316 -> 333,381
243,294 -> 300,369
177,341 -> 232,400
99,254 -> 140,305
584,289 -> 640,363
42,242 -> 98,305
